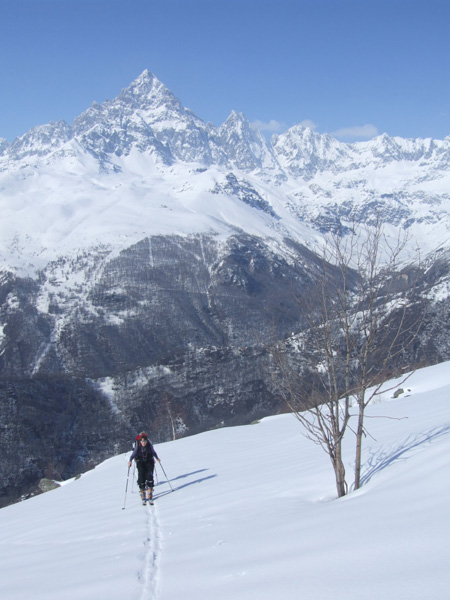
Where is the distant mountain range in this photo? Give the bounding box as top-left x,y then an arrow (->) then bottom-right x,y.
1,70 -> 450,506
2,69 -> 450,271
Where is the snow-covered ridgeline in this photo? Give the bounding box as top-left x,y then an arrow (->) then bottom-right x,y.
1,69 -> 450,276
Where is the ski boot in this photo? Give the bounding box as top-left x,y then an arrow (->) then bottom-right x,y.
147,487 -> 154,505
140,490 -> 146,505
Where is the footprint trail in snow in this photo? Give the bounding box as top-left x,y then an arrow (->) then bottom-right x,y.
139,502 -> 162,600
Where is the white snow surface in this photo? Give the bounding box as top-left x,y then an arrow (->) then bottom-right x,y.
1,361 -> 450,600
0,150 -> 317,275
3,70 -> 450,275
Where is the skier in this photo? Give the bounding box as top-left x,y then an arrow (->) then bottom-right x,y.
128,432 -> 160,505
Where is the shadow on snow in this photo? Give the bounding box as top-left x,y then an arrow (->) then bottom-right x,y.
154,468 -> 217,500
359,423 -> 450,487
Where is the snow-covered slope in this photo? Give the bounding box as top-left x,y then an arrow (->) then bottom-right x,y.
2,70 -> 450,510
1,361 -> 449,600
2,70 -> 450,274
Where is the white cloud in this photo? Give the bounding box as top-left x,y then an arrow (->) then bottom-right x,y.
250,119 -> 377,141
331,124 -> 378,141
250,119 -> 286,133
298,119 -> 318,131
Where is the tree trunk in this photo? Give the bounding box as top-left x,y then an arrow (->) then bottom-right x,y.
334,441 -> 347,497
354,406 -> 365,490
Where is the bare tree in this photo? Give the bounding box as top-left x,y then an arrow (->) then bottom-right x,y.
341,222 -> 423,490
270,244 -> 355,497
271,341 -> 351,497
270,217 -> 423,497
163,392 -> 177,441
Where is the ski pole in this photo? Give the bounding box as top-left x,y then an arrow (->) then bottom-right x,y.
131,462 -> 136,493
122,465 -> 131,510
158,461 -> 174,492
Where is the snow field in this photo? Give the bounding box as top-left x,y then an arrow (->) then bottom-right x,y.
0,362 -> 450,599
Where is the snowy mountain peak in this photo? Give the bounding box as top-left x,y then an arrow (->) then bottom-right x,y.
0,137 -> 9,154
1,70 -> 450,267
72,69 -> 188,133
127,69 -> 172,101
271,124 -> 348,178
130,68 -> 157,87
223,110 -> 250,129
5,119 -> 72,162
118,69 -> 181,111
215,110 -> 288,176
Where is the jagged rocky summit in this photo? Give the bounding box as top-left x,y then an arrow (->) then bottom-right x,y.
1,70 -> 450,506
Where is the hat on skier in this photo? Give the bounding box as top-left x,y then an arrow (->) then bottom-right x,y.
136,432 -> 148,441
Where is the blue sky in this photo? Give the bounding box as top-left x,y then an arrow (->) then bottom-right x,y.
1,0 -> 449,143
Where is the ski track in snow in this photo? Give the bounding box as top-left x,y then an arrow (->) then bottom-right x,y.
1,362 -> 450,600
139,499 -> 162,599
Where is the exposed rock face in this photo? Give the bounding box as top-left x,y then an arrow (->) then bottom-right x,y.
2,70 -> 450,505
0,233 -> 327,505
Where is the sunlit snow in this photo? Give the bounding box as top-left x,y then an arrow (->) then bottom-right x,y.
1,361 -> 449,600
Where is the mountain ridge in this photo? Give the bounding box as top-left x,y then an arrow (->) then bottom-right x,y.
1,70 -> 450,268
2,70 -> 450,506
3,69 -> 450,171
